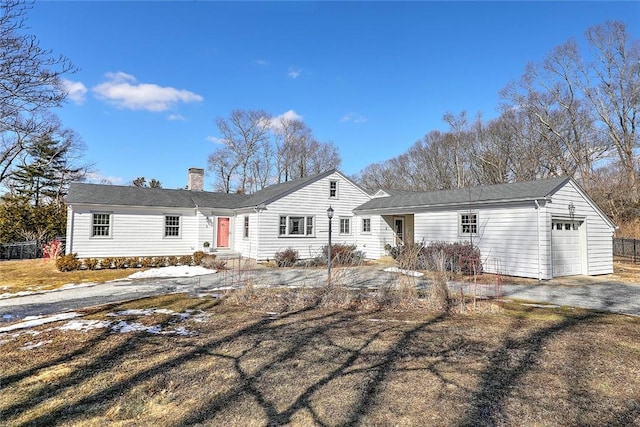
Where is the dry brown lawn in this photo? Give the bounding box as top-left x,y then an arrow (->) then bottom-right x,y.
0,292 -> 638,426
0,259 -> 136,293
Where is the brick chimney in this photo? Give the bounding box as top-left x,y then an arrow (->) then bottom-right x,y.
187,168 -> 204,191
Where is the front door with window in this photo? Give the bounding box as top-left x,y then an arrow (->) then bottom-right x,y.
216,217 -> 230,248
394,217 -> 404,246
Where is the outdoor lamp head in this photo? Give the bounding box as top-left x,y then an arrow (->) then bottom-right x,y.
327,206 -> 334,219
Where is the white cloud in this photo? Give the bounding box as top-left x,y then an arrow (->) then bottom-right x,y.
287,67 -> 302,79
61,79 -> 88,104
267,109 -> 304,131
254,59 -> 270,66
92,72 -> 204,112
206,136 -> 226,144
340,113 -> 368,124
84,172 -> 124,185
167,114 -> 185,121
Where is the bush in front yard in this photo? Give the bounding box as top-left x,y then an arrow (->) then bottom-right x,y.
83,258 -> 99,270
179,255 -> 193,266
275,248 -> 298,267
322,243 -> 365,266
391,241 -> 482,275
56,254 -> 81,272
192,251 -> 206,265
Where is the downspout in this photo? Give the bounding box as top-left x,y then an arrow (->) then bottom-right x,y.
534,199 -> 541,281
256,209 -> 260,260
67,205 -> 74,255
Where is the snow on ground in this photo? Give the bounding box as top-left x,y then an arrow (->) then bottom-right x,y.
0,290 -> 36,300
128,266 -> 216,279
0,307 -> 208,350
383,267 -> 424,277
0,312 -> 80,333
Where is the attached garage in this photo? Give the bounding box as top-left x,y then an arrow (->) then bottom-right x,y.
355,176 -> 616,280
551,220 -> 585,277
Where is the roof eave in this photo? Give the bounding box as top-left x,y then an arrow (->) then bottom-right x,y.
354,196 -> 552,214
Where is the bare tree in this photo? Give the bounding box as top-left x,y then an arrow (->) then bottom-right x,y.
211,109 -> 271,193
207,147 -> 239,193
0,0 -> 77,186
578,21 -> 640,199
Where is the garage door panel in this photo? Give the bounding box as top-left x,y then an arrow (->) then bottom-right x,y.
552,220 -> 582,277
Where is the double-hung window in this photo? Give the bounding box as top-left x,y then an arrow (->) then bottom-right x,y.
279,215 -> 314,236
329,180 -> 338,198
339,217 -> 350,235
91,213 -> 111,237
164,215 -> 181,237
362,218 -> 371,233
243,216 -> 249,238
460,213 -> 478,235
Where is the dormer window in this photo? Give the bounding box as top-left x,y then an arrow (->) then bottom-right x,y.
329,180 -> 338,198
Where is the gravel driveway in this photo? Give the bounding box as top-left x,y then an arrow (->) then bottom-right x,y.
1,267 -> 639,323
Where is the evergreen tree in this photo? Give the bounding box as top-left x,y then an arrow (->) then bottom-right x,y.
9,132 -> 82,206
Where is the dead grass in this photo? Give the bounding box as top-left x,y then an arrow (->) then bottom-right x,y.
0,259 -> 135,293
0,292 -> 638,426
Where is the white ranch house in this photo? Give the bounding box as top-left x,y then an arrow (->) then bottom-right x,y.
65,168 -> 615,280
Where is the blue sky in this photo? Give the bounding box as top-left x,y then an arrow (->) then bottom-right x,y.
27,1 -> 640,190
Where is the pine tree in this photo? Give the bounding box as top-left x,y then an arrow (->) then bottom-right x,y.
9,133 -> 82,206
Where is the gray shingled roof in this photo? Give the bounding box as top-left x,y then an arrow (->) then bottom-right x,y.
66,169 -> 345,209
66,183 -> 249,209
237,169 -> 338,208
354,176 -> 571,211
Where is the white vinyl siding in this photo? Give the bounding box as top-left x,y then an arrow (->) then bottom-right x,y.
252,172 -> 371,260
547,181 -> 614,276
69,205 -> 199,258
413,203 -> 541,278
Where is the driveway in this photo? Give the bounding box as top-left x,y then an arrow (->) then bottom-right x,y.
1,267 -> 639,323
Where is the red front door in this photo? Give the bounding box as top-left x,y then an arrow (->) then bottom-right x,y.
216,217 -> 230,248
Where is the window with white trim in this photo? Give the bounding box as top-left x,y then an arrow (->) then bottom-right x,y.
91,213 -> 111,237
329,180 -> 338,198
164,215 -> 181,237
339,217 -> 350,235
460,213 -> 478,235
362,218 -> 371,233
279,215 -> 314,236
243,216 -> 249,238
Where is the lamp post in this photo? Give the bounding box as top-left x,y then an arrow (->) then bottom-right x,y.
327,206 -> 334,284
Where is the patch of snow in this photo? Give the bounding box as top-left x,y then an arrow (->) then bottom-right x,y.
60,282 -> 96,290
111,321 -> 151,333
58,319 -> 111,332
520,303 -> 560,309
2,314 -> 15,321
0,312 -> 80,333
168,326 -> 194,336
21,340 -> 52,351
383,267 -> 424,277
0,290 -> 36,300
128,266 -> 216,279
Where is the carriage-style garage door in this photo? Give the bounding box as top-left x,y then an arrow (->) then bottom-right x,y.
551,220 -> 583,277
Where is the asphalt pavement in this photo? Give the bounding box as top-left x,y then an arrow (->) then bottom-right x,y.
1,267 -> 639,323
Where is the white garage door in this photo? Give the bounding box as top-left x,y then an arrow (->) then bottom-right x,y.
552,220 -> 583,277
